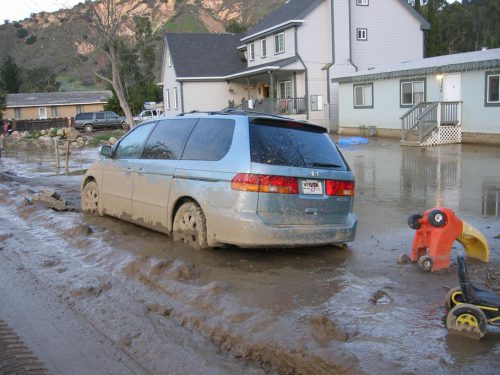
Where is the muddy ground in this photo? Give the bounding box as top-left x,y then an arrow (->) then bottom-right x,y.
0,138 -> 499,375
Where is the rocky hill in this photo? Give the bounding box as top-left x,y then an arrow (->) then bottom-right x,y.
0,0 -> 284,90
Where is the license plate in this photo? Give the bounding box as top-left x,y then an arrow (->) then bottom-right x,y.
301,179 -> 323,195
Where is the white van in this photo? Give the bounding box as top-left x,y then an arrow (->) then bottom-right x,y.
133,109 -> 164,123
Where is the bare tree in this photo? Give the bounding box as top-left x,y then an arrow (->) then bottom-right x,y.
85,0 -> 134,127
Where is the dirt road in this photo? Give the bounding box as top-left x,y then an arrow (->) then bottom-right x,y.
0,138 -> 499,374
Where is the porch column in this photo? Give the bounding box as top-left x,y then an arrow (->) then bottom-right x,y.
268,71 -> 274,100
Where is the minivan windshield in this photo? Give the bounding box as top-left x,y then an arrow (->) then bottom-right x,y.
249,120 -> 347,170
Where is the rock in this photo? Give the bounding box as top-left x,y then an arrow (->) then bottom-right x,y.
22,131 -> 30,138
65,128 -> 81,140
41,129 -> 47,136
370,289 -> 393,305
11,131 -> 21,138
31,189 -> 68,211
56,129 -> 65,137
38,136 -> 52,143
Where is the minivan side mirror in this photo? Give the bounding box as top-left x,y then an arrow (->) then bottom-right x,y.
100,145 -> 112,157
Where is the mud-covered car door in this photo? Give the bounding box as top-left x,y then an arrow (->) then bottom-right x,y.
100,122 -> 156,217
131,118 -> 197,229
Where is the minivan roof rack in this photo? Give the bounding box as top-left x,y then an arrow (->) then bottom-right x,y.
176,109 -> 307,123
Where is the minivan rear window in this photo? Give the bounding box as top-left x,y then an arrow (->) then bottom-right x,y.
250,120 -> 347,170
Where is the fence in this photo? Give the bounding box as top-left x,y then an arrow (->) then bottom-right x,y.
11,118 -> 73,132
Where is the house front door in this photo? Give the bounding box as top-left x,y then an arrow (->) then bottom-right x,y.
443,73 -> 461,101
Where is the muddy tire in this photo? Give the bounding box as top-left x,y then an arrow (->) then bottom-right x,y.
84,124 -> 94,133
81,181 -> 102,215
446,303 -> 487,340
418,255 -> 433,272
444,287 -> 464,311
428,209 -> 447,227
173,202 -> 208,249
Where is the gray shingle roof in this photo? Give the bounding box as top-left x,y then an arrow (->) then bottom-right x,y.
334,48 -> 500,83
6,91 -> 112,108
166,33 -> 246,78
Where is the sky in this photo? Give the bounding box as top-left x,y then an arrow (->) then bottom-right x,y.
2,0 -> 83,22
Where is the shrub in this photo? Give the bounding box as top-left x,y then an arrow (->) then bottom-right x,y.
16,28 -> 28,38
25,35 -> 37,45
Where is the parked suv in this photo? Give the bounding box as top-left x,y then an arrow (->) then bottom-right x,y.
75,111 -> 128,132
81,111 -> 357,248
133,108 -> 164,123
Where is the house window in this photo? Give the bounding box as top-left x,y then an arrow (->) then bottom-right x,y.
38,107 -> 47,119
14,108 -> 22,119
166,89 -> 171,110
279,81 -> 292,98
400,79 -> 425,107
76,105 -> 84,114
168,52 -> 172,67
51,106 -> 59,118
274,32 -> 285,54
356,0 -> 369,5
354,83 -> 373,108
249,42 -> 255,61
261,39 -> 267,59
357,28 -> 367,41
310,95 -> 323,111
485,71 -> 500,106
173,87 -> 178,110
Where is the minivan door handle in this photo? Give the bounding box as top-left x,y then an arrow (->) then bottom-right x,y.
305,208 -> 318,215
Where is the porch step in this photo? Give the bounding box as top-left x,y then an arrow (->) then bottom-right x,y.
400,140 -> 421,147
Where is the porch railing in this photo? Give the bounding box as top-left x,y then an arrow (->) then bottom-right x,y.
401,101 -> 461,143
235,98 -> 306,116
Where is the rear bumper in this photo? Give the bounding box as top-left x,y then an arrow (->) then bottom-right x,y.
208,209 -> 357,248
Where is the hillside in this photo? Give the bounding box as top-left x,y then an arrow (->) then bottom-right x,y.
0,0 -> 285,90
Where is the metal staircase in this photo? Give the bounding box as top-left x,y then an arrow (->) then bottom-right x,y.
400,101 -> 462,146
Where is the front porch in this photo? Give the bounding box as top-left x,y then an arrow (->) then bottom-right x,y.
400,101 -> 462,146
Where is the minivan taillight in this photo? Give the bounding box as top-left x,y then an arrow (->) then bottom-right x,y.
231,173 -> 299,194
326,180 -> 355,196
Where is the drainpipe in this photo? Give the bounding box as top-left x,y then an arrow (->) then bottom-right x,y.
180,82 -> 185,113
348,0 -> 358,72
295,26 -> 309,119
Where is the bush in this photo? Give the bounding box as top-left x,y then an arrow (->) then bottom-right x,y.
16,28 -> 28,38
25,35 -> 37,45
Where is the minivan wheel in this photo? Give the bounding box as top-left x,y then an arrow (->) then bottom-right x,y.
173,202 -> 208,249
84,124 -> 94,133
81,181 -> 102,215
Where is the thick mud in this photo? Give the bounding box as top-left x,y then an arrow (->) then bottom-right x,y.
0,138 -> 499,374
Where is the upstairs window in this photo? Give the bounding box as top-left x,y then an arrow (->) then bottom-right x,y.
165,89 -> 171,110
274,32 -> 285,54
261,39 -> 267,59
249,42 -> 255,61
356,0 -> 369,5
401,79 -> 425,107
485,71 -> 500,106
354,83 -> 373,108
173,87 -> 178,110
357,28 -> 367,41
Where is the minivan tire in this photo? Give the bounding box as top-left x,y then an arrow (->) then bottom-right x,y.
84,124 -> 94,133
81,181 -> 101,215
173,202 -> 208,249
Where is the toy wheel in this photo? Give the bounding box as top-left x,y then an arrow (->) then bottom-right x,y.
444,287 -> 464,311
428,209 -> 447,227
446,303 -> 487,340
418,255 -> 433,272
408,213 -> 423,230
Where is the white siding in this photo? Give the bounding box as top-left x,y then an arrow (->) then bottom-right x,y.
297,0 -> 332,127
183,81 -> 246,113
247,28 -> 296,68
350,0 -> 424,70
332,0 -> 351,67
162,44 -> 182,115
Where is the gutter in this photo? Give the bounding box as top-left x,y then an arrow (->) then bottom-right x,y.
241,20 -> 304,42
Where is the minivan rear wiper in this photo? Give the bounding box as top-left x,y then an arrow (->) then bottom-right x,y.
308,162 -> 343,169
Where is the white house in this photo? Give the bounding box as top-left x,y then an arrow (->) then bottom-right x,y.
334,48 -> 500,145
161,0 -> 429,129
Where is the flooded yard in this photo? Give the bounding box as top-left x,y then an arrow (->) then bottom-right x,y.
0,137 -> 499,374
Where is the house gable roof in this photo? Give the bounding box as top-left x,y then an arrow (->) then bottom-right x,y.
333,48 -> 500,83
243,0 -> 322,41
6,91 -> 112,108
166,33 -> 246,78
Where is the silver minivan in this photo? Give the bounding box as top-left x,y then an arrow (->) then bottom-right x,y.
81,111 -> 357,248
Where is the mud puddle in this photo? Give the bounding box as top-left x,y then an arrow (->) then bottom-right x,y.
1,139 -> 500,374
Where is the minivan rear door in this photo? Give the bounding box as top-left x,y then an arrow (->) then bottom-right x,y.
249,119 -> 354,226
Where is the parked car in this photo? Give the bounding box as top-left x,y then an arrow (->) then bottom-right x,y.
75,111 -> 128,132
133,108 -> 164,123
81,111 -> 357,248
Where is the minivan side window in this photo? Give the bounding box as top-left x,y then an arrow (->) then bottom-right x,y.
115,122 -> 156,159
76,113 -> 92,120
142,119 -> 197,160
182,119 -> 235,161
96,112 -> 105,120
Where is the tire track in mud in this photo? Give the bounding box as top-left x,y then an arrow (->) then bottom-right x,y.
0,320 -> 49,375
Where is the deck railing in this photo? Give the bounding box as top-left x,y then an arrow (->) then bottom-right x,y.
233,98 -> 307,116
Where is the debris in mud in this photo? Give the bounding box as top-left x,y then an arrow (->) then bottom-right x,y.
145,303 -> 172,316
41,258 -> 61,268
31,189 -> 75,212
0,233 -> 14,241
70,281 -> 112,297
370,289 -> 393,305
495,234 -> 500,239
397,253 -> 411,264
308,315 -> 349,343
